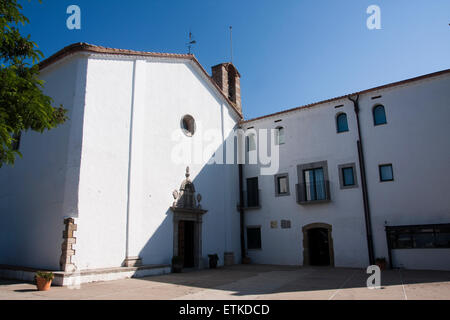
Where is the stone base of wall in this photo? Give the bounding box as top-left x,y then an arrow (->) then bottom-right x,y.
122,256 -> 143,267
0,264 -> 171,287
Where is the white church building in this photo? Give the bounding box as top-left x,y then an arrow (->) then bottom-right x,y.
0,43 -> 449,285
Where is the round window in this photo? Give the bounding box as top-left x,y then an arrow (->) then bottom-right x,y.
181,115 -> 196,137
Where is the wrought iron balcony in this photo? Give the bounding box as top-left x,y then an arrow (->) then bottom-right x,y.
296,180 -> 331,204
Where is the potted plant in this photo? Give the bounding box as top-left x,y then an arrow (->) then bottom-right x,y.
375,257 -> 387,270
172,256 -> 183,273
208,254 -> 219,268
35,271 -> 54,291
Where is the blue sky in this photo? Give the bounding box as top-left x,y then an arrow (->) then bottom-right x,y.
19,0 -> 450,119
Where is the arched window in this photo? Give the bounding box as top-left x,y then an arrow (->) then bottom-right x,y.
373,105 -> 387,126
336,113 -> 349,133
247,133 -> 256,152
275,126 -> 285,145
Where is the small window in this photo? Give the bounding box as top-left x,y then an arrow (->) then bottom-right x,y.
336,113 -> 349,133
181,115 -> 196,136
277,176 -> 288,194
246,177 -> 259,207
275,126 -> 285,145
247,227 -> 261,249
379,164 -> 394,182
247,133 -> 256,152
274,173 -> 290,196
342,167 -> 355,186
280,220 -> 291,229
338,163 -> 358,189
373,105 -> 387,126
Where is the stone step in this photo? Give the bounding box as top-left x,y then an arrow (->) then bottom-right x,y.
0,264 -> 171,286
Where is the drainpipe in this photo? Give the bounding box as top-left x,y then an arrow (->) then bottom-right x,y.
348,95 -> 375,266
238,163 -> 246,261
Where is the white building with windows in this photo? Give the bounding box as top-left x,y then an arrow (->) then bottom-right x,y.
241,69 -> 450,271
0,43 -> 449,285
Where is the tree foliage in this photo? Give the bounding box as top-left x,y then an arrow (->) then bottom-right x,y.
0,0 -> 67,167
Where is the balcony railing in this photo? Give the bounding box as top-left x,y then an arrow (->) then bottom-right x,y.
296,180 -> 331,204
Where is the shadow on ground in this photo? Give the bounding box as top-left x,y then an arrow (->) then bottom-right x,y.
129,264 -> 450,297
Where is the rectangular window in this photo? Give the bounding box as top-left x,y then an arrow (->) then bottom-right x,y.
386,224 -> 450,249
246,177 -> 259,207
280,220 -> 291,229
278,176 -> 288,193
338,163 -> 358,189
379,164 -> 394,182
247,227 -> 261,249
303,168 -> 326,201
297,161 -> 330,204
274,173 -> 290,196
342,167 -> 355,186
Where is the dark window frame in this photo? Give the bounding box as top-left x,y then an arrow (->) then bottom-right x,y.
247,226 -> 262,250
336,112 -> 349,133
296,161 -> 331,204
379,164 -> 394,182
275,126 -> 285,145
246,177 -> 260,208
373,104 -> 387,126
274,173 -> 290,197
386,224 -> 450,250
338,163 -> 358,189
302,168 -> 327,201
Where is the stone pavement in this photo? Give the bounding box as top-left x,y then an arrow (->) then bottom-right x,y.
1,265 -> 449,300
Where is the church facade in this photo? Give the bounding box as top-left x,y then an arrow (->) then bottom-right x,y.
0,43 -> 449,284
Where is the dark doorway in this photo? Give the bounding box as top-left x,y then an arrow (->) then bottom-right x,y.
178,221 -> 195,268
308,228 -> 330,266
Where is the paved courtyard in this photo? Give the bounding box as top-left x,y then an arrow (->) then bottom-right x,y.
1,265 -> 449,300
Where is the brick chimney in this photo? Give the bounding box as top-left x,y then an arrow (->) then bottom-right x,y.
211,63 -> 242,114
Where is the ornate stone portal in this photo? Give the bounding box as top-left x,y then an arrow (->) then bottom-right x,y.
170,167 -> 207,269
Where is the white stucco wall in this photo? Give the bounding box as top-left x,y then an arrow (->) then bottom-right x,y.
0,54 -> 87,270
242,72 -> 450,270
73,55 -> 242,270
391,249 -> 450,271
2,47 -> 448,273
242,99 -> 369,268
358,73 -> 450,268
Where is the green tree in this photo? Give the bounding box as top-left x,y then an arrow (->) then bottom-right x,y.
0,0 -> 66,167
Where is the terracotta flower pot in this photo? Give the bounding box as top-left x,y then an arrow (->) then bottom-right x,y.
36,277 -> 52,291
